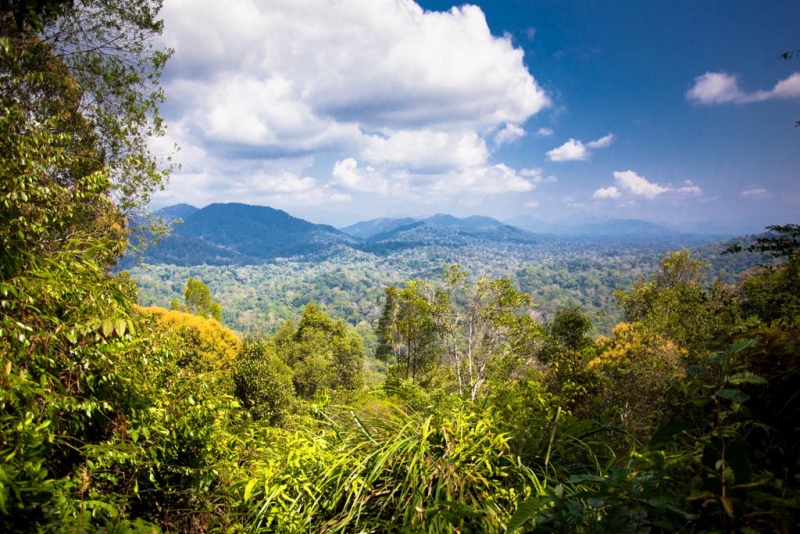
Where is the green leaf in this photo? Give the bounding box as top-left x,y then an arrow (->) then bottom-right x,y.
730,338 -> 756,354
102,319 -> 114,338
715,388 -> 749,404
726,372 -> 766,386
114,318 -> 127,337
506,496 -> 551,532
243,479 -> 258,503
720,496 -> 735,517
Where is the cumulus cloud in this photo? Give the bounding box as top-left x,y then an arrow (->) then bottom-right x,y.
494,124 -> 526,145
593,186 -> 621,199
592,171 -> 704,201
546,133 -> 613,162
152,156 -> 348,209
331,158 -> 390,194
586,133 -> 615,149
686,72 -> 800,104
536,127 -> 554,136
157,0 -> 553,207
329,159 -> 539,199
361,129 -> 489,170
613,170 -> 671,199
740,186 -> 770,198
546,138 -> 589,161
436,164 -> 537,194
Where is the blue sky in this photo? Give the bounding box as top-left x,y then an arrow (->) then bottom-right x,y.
152,0 -> 799,232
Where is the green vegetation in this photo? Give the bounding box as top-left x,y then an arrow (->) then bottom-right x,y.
2,2 -> 799,532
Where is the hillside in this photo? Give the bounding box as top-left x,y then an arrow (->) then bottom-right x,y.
133,203 -> 358,266
340,217 -> 417,239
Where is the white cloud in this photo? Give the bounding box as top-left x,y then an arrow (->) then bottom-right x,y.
162,0 -> 548,144
331,158 -> 390,193
586,133 -> 615,149
536,127 -> 554,136
592,172 -> 704,202
158,0 -> 553,205
686,71 -> 800,104
593,186 -> 621,199
361,129 -> 489,170
675,180 -> 702,196
546,138 -> 589,161
524,200 -> 539,208
329,160 -> 538,198
520,167 -> 557,183
685,72 -> 745,104
613,170 -> 671,199
494,124 -> 526,145
546,133 -> 614,162
740,186 -> 770,198
771,73 -> 800,99
437,164 -> 537,194
152,156 -> 346,209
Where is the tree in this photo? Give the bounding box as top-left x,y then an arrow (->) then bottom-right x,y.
0,0 -> 174,280
0,1 -> 174,264
438,266 -> 542,400
233,338 -> 294,426
38,0 -> 174,216
375,281 -> 445,385
537,305 -> 597,411
725,224 -> 800,260
274,302 -> 364,398
141,305 -> 239,371
182,277 -> 222,321
615,250 -> 742,360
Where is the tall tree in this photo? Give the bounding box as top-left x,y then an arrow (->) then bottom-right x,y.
615,250 -> 743,360
439,266 -> 541,400
274,302 -> 364,398
0,0 -> 174,243
182,277 -> 222,321
375,281 -> 445,384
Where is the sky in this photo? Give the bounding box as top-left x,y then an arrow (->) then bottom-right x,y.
150,0 -> 800,232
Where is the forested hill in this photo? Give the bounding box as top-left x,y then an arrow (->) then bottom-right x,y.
133,204 -> 721,267
340,213 -> 508,238
126,202 -> 359,266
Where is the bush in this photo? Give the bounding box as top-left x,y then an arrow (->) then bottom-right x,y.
233,339 -> 295,426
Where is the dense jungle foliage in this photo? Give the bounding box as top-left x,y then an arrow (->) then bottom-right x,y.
2,2 -> 800,533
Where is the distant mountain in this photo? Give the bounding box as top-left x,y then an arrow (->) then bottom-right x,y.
340,217 -> 417,239
154,203 -> 199,222
506,216 -> 680,237
355,217 -> 539,255
132,203 -> 358,266
424,214 -> 506,232
127,205 -> 718,268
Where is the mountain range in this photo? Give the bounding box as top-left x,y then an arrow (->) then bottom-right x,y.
125,203 -> 715,267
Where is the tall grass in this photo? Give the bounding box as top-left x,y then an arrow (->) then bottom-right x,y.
236,406 -> 547,532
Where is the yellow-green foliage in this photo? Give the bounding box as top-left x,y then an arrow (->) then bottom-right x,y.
138,306 -> 240,372
234,405 -> 545,533
588,322 -> 684,434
